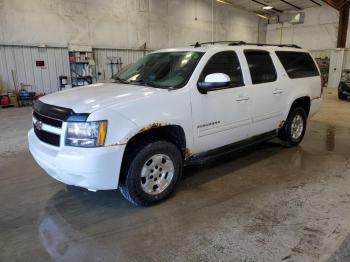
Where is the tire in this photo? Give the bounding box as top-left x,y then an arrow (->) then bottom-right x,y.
338,90 -> 347,100
119,139 -> 183,206
279,107 -> 307,147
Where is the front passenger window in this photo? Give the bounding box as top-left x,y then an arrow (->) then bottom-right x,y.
200,51 -> 244,87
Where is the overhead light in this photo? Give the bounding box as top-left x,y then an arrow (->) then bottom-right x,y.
263,6 -> 273,10
216,0 -> 231,5
254,12 -> 269,20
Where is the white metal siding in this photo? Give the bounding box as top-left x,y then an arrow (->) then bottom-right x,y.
0,45 -> 148,94
0,46 -> 70,94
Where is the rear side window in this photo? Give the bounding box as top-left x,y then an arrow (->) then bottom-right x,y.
244,51 -> 277,84
200,51 -> 244,87
275,51 -> 319,79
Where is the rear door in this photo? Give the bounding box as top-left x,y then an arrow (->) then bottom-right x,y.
275,51 -> 321,100
244,50 -> 286,136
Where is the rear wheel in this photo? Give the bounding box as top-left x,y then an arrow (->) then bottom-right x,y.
279,107 -> 307,147
119,139 -> 182,206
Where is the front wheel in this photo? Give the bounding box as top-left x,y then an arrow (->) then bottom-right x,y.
279,107 -> 307,147
119,140 -> 182,206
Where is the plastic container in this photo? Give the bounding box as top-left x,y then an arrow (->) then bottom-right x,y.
0,95 -> 10,106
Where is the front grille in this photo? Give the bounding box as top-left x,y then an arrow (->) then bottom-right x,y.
32,101 -> 90,147
34,124 -> 60,147
33,111 -> 62,128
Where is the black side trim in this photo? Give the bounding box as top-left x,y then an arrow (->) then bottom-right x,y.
33,100 -> 89,122
185,130 -> 277,166
34,125 -> 60,147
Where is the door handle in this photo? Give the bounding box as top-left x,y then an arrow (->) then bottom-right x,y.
235,95 -> 250,101
272,89 -> 283,94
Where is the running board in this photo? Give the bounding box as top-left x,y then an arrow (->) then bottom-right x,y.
185,130 -> 278,166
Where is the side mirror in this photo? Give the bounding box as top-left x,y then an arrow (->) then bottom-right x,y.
197,73 -> 231,94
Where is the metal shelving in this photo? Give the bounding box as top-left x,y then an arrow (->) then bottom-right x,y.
69,51 -> 95,87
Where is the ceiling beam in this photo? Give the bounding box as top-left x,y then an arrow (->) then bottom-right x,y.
309,0 -> 322,6
321,0 -> 349,10
337,1 -> 350,47
338,0 -> 350,9
322,0 -> 338,9
278,0 -> 302,10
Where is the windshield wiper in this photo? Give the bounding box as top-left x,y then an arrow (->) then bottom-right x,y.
129,80 -> 163,89
114,77 -> 130,84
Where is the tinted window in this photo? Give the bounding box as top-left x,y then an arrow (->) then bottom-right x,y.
276,51 -> 319,79
200,51 -> 244,87
244,51 -> 277,84
114,51 -> 203,89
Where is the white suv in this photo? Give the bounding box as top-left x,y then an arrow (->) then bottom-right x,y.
28,41 -> 322,206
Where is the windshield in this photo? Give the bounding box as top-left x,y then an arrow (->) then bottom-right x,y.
113,51 -> 203,89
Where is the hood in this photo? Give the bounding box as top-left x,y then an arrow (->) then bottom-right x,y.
40,83 -> 166,113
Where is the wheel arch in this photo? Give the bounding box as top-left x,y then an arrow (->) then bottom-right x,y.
285,96 -> 311,120
118,124 -> 188,185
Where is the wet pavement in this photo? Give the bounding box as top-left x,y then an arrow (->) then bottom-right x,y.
1,94 -> 350,261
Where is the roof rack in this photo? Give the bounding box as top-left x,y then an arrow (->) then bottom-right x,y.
191,41 -> 247,47
192,41 -> 301,49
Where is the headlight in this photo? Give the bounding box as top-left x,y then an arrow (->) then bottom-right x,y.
65,121 -> 107,148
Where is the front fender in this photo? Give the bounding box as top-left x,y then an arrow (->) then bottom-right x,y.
86,108 -> 138,147
87,88 -> 193,149
109,121 -> 173,146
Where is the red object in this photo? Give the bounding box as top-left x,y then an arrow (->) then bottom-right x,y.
0,95 -> 10,106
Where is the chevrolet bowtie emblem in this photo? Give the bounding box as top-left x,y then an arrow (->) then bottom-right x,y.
35,120 -> 43,131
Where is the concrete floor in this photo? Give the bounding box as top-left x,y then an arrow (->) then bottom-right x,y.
1,90 -> 350,262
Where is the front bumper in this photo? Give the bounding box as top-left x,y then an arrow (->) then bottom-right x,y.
339,82 -> 350,96
340,90 -> 350,96
28,128 -> 125,191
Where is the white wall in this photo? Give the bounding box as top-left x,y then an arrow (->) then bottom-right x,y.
266,5 -> 341,50
0,0 -> 259,49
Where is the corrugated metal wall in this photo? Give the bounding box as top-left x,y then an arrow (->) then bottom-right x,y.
0,46 -> 70,94
0,45 -> 149,94
94,48 -> 149,81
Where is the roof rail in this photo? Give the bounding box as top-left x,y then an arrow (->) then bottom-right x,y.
192,41 -> 301,49
192,41 -> 247,47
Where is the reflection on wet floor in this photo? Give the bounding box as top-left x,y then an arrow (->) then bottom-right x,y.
39,189 -> 118,261
326,126 -> 336,152
2,121 -> 350,261
31,122 -> 350,261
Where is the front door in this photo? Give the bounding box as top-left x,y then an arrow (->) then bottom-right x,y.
190,51 -> 251,154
